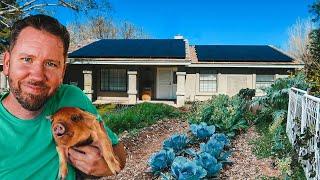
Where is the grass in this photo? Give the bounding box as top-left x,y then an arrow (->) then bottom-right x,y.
96,103 -> 117,116
99,102 -> 181,134
250,120 -> 274,158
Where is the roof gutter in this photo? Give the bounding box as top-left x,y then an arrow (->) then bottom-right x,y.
188,63 -> 304,69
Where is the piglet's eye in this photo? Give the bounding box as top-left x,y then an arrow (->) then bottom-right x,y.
71,114 -> 83,121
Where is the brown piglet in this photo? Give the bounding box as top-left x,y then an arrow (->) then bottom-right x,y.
49,107 -> 121,179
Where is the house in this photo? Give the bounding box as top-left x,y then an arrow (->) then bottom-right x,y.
65,37 -> 303,107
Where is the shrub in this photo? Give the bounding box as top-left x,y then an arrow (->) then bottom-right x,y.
189,95 -> 248,137
238,88 -> 256,100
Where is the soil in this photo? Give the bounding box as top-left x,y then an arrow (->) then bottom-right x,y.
97,119 -> 281,180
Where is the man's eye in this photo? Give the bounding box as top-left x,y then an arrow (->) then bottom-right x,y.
45,61 -> 58,67
22,57 -> 32,63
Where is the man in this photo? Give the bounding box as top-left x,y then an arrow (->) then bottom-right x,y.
0,14 -> 126,179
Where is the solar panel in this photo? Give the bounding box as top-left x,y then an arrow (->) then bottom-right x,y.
195,45 -> 293,62
69,39 -> 186,59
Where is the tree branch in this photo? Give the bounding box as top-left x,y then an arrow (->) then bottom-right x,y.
58,0 -> 79,11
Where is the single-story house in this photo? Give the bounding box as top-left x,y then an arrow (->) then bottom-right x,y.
66,37 -> 304,107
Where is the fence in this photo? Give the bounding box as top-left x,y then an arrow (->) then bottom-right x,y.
286,87 -> 320,180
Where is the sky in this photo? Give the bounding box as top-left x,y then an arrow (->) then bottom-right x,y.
58,0 -> 314,49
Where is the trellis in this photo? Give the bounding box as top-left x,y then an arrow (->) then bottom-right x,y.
286,87 -> 320,179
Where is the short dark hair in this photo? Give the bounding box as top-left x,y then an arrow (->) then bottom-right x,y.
9,14 -> 70,58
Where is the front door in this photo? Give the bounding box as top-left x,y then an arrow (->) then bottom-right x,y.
157,68 -> 177,99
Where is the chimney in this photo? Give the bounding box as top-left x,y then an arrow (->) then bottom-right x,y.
174,35 -> 184,39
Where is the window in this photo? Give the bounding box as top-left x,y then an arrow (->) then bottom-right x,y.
101,69 -> 127,91
256,75 -> 274,93
199,70 -> 217,92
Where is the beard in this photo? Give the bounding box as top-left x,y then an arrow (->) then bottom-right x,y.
9,78 -> 55,111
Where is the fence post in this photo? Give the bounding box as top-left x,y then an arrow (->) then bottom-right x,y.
315,103 -> 320,180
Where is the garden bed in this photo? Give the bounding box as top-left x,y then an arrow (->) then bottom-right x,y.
96,119 -> 280,180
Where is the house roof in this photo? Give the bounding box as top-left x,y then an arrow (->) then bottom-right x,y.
195,45 -> 293,62
69,39 -> 186,59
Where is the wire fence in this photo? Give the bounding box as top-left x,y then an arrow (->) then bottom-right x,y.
286,87 -> 320,180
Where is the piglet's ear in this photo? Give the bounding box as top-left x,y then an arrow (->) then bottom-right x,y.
46,115 -> 53,122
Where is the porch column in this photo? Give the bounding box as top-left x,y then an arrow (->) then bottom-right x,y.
127,71 -> 137,104
0,72 -> 7,91
176,72 -> 186,107
83,70 -> 93,101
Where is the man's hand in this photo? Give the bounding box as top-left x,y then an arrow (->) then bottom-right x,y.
68,145 -> 110,177
66,142 -> 126,177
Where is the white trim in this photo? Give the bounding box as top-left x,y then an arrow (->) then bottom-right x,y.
68,58 -> 304,69
188,63 -> 304,68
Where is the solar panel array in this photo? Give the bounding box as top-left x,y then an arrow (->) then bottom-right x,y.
69,39 -> 186,59
195,45 -> 293,62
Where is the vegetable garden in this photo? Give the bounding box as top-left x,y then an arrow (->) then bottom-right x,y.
96,73 -> 318,180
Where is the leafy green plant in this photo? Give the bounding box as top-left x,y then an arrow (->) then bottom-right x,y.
148,123 -> 231,179
200,137 -> 231,163
171,156 -> 207,180
211,133 -> 230,147
190,122 -> 215,140
195,152 -> 222,177
163,134 -> 188,153
189,95 -> 248,137
149,148 -> 175,173
238,88 -> 256,100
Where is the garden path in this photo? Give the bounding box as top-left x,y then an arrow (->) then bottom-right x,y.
219,126 -> 281,179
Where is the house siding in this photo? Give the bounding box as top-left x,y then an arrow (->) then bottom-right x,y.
184,67 -> 291,101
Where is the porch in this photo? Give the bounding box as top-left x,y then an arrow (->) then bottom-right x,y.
66,65 -> 187,107
93,98 -> 177,107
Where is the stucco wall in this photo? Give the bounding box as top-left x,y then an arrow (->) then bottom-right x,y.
185,67 -> 291,101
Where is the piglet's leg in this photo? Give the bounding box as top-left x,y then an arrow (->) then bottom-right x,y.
92,122 -> 121,175
56,146 -> 68,180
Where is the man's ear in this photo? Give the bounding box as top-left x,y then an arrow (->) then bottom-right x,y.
3,51 -> 10,76
60,63 -> 67,85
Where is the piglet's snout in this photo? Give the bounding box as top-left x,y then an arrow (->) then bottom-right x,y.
53,123 -> 65,137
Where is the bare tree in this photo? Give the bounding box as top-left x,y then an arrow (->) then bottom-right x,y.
67,16 -> 117,50
119,21 -> 148,39
0,0 -> 111,28
68,17 -> 149,51
285,18 -> 313,64
0,0 -> 111,52
90,16 -> 117,39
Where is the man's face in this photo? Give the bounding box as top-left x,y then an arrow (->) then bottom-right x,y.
3,27 -> 66,111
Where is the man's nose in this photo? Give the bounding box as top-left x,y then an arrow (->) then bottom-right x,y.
29,63 -> 46,81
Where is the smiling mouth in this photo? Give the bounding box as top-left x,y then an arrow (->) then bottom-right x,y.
23,84 -> 47,93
